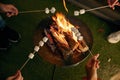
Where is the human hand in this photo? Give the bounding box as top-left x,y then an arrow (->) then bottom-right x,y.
86,54 -> 100,80
107,0 -> 120,10
6,70 -> 23,80
0,3 -> 18,17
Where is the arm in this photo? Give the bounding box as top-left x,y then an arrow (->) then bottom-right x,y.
0,2 -> 18,17
85,54 -> 100,80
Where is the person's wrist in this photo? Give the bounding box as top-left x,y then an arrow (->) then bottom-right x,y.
87,71 -> 98,80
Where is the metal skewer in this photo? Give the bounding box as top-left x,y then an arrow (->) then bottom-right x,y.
19,10 -> 45,14
20,58 -> 31,71
20,51 -> 36,71
85,5 -> 109,12
88,49 -> 94,56
19,7 -> 56,14
19,37 -> 48,71
74,5 -> 110,16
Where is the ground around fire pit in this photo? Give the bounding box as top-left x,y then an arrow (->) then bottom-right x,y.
0,0 -> 120,80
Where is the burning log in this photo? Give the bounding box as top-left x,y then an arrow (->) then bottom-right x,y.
50,26 -> 70,49
44,13 -> 89,60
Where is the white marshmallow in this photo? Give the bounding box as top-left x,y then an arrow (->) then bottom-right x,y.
43,37 -> 48,42
34,46 -> 40,52
77,36 -> 83,41
39,41 -> 44,47
45,8 -> 49,14
71,27 -> 78,33
50,7 -> 56,13
74,11 -> 79,16
76,32 -> 81,37
28,53 -> 34,59
71,27 -> 76,32
74,30 -> 79,34
79,9 -> 85,14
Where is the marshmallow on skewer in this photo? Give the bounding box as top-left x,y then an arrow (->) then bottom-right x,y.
45,7 -> 56,14
71,27 -> 76,32
71,27 -> 83,41
28,53 -> 35,59
43,37 -> 48,43
34,46 -> 40,52
74,5 -> 109,16
71,27 -> 79,33
19,36 -> 49,71
79,9 -> 86,14
74,11 -> 79,16
77,36 -> 83,41
74,9 -> 86,16
45,8 -> 50,14
19,7 -> 56,14
50,7 -> 56,13
75,32 -> 81,37
39,41 -> 44,47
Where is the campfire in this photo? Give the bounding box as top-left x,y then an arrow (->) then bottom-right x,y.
44,13 -> 89,61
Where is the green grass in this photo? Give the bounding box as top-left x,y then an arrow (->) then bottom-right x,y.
0,0 -> 120,80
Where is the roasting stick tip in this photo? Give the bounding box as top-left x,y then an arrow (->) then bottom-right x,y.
88,49 -> 93,56
20,58 -> 30,71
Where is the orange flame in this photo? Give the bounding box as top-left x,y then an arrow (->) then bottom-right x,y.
50,13 -> 89,54
51,13 -> 77,42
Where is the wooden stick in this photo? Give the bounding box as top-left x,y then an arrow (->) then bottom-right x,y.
85,5 -> 109,12
19,10 -> 45,14
19,51 -> 36,71
88,49 -> 93,56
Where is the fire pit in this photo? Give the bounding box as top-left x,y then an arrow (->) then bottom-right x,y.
34,13 -> 93,66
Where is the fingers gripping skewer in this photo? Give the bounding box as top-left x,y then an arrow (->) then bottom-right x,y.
19,36 -> 48,71
19,7 -> 56,14
74,5 -> 109,16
